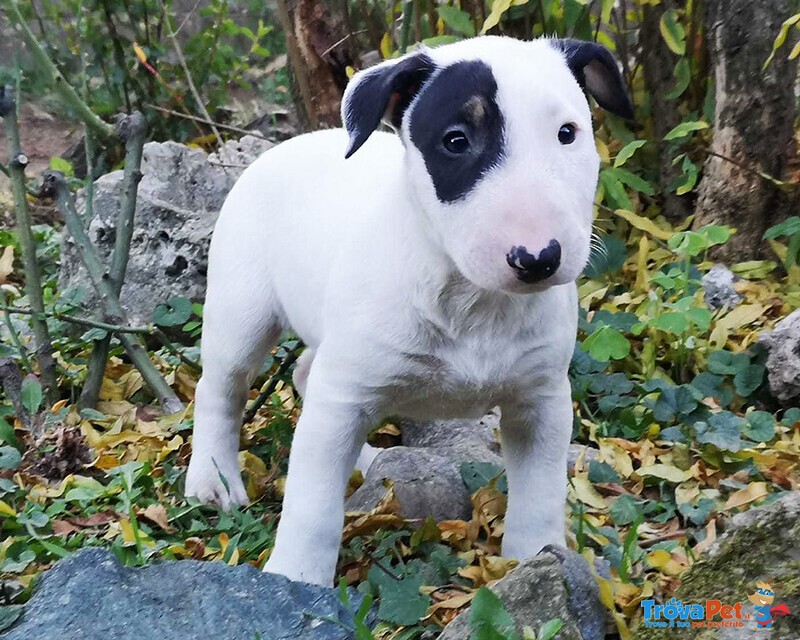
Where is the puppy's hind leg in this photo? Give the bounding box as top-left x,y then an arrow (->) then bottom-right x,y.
186,274 -> 284,510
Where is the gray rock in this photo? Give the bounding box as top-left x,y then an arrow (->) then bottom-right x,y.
438,548 -> 605,640
0,548 -> 369,640
59,135 -> 273,325
399,411 -> 501,457
758,309 -> 800,405
347,446 -> 498,520
702,264 -> 743,310
633,492 -> 800,640
350,413 -> 598,519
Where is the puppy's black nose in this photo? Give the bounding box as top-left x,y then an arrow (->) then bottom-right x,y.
506,240 -> 561,284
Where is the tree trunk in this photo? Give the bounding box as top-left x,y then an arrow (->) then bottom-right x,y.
277,0 -> 358,131
639,0 -> 694,222
693,0 -> 799,261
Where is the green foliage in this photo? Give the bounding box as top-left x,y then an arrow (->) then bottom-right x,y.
20,376 -> 43,415
13,0 -> 279,141
469,587 -> 517,640
461,461 -> 508,494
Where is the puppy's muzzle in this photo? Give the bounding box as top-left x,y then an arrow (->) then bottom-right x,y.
506,240 -> 561,284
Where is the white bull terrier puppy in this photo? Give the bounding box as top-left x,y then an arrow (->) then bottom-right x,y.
186,35 -> 633,586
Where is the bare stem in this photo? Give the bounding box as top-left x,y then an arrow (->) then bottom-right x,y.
0,304 -> 150,335
0,86 -> 59,405
243,347 -> 302,423
42,171 -> 183,414
1,304 -> 201,371
144,103 -> 267,139
159,0 -> 222,145
1,0 -> 115,141
81,113 -> 148,409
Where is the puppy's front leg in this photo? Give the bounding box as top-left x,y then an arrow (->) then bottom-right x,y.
263,361 -> 373,586
500,378 -> 573,560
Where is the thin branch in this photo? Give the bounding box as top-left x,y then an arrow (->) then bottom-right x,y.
41,171 -> 183,414
243,348 -> 302,423
1,304 -> 201,371
704,149 -> 796,190
639,530 -> 688,548
321,31 -> 367,58
152,328 -> 202,372
159,0 -> 222,146
0,304 -> 150,335
80,113 -> 148,409
1,0 -> 115,141
143,103 -> 267,139
0,85 -> 59,405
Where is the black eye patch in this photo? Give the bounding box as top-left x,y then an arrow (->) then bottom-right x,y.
408,60 -> 505,203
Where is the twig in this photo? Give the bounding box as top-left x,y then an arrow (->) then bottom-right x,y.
0,85 -> 59,405
41,171 -> 183,414
1,304 -> 201,371
175,0 -> 203,35
208,161 -> 250,169
152,328 -> 202,372
81,113 -> 148,409
1,0 -> 115,141
0,304 -> 150,335
704,149 -> 795,190
159,0 -> 222,146
321,31 -> 367,58
243,348 -> 302,422
143,103 -> 267,139
639,530 -> 688,548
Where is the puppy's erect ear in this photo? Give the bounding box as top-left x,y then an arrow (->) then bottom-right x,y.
552,39 -> 634,120
342,51 -> 436,158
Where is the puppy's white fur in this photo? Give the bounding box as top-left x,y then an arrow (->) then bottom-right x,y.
186,37 -> 603,586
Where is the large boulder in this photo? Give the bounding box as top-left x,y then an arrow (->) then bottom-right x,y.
438,547 -> 607,640
0,548 -> 369,640
59,136 -> 273,325
759,310 -> 800,405
633,491 -> 800,639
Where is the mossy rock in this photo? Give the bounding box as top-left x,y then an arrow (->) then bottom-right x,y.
633,492 -> 800,640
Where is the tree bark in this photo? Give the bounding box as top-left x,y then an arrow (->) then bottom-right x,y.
279,0 -> 358,130
639,0 -> 694,222
693,0 -> 799,261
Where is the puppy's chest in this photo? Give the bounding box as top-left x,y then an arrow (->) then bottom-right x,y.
390,329 -> 550,419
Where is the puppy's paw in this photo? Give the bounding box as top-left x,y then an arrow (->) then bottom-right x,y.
185,455 -> 248,511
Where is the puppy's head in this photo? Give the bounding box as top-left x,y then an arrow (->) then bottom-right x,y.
342,36 -> 633,293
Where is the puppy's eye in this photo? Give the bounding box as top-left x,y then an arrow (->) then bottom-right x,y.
558,123 -> 577,145
442,130 -> 470,154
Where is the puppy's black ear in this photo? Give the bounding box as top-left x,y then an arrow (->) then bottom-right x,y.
342,51 -> 436,158
553,39 -> 634,120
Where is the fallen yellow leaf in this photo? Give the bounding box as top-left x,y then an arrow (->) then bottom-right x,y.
570,476 -> 607,509
614,209 -> 673,241
724,482 -> 769,510
637,464 -> 694,483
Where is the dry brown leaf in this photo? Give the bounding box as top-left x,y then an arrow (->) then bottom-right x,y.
139,503 -> 175,533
